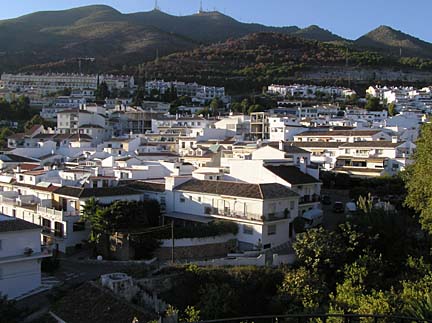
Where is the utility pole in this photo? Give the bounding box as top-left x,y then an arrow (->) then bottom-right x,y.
171,220 -> 175,263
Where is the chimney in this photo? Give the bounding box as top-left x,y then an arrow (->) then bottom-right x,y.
299,157 -> 307,174
391,136 -> 398,144
279,140 -> 284,151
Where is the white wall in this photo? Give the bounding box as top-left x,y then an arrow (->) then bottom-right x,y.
0,260 -> 41,299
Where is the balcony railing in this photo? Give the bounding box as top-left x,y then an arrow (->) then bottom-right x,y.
299,195 -> 320,205
204,208 -> 288,223
42,226 -> 65,239
37,205 -> 79,220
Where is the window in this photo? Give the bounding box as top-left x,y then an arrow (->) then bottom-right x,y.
73,222 -> 85,232
180,196 -> 185,203
54,222 -> 64,238
243,225 -> 253,235
290,201 -> 295,210
267,224 -> 276,236
0,239 -> 2,250
197,197 -> 201,202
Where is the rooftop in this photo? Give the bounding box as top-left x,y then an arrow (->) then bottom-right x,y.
175,179 -> 298,199
265,165 -> 321,185
0,215 -> 41,233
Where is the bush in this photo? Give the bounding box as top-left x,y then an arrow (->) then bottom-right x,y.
154,221 -> 238,240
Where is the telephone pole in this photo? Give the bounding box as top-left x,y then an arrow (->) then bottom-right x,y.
171,221 -> 175,263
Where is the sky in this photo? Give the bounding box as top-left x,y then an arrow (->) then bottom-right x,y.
0,0 -> 431,42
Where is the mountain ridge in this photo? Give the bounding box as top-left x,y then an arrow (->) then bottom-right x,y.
0,5 -> 431,73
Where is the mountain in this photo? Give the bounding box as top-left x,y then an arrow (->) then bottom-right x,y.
292,25 -> 345,42
0,5 -> 431,74
143,32 -> 427,91
355,25 -> 432,58
128,10 -> 300,43
0,5 -> 198,72
0,5 -> 338,73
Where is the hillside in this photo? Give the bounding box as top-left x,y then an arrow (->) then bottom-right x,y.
0,5 -> 198,72
142,32 -> 432,91
355,25 -> 432,59
128,10 -> 300,43
0,5 -> 431,74
292,25 -> 345,42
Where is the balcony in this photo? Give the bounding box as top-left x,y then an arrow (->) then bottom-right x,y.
204,207 -> 288,223
0,246 -> 52,265
299,195 -> 320,205
42,226 -> 65,239
37,205 -> 79,222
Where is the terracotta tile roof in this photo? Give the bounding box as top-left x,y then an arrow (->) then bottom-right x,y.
127,180 -> 166,192
175,179 -> 298,199
291,141 -> 341,148
25,124 -> 42,136
0,154 -> 39,163
266,142 -> 309,154
340,141 -> 403,148
265,165 -> 321,185
54,186 -> 142,198
296,130 -> 383,137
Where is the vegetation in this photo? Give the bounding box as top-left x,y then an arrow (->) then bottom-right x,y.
154,221 -> 238,240
95,81 -> 110,100
0,294 -> 20,323
0,97 -> 38,124
364,96 -> 383,111
143,33 -> 432,94
81,198 -> 161,242
405,123 -> 432,235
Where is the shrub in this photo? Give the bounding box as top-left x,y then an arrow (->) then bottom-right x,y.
154,221 -> 238,240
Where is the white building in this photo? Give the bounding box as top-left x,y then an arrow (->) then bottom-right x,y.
165,176 -> 299,251
0,215 -> 51,299
145,80 -> 227,104
1,73 -> 134,95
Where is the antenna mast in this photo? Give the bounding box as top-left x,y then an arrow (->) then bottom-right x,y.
199,0 -> 203,13
154,0 -> 160,11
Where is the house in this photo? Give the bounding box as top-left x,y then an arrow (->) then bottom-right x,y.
0,215 -> 51,299
165,177 -> 299,251
293,129 -> 391,143
333,139 -> 416,177
228,159 -> 321,216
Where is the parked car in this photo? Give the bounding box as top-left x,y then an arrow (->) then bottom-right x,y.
333,201 -> 344,213
321,195 -> 331,205
302,209 -> 324,229
345,201 -> 357,217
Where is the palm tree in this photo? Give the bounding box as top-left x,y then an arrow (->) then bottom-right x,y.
80,197 -> 100,243
404,292 -> 432,320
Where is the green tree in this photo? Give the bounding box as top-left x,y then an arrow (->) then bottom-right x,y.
329,258 -> 394,317
404,123 -> 432,235
209,98 -> 223,116
247,104 -> 263,114
80,197 -> 100,242
133,87 -> 145,106
388,102 -> 396,116
182,306 -> 201,323
240,98 -> 250,114
230,102 -> 242,113
277,267 -> 328,313
24,115 -> 44,131
365,96 -> 382,111
95,81 -> 110,100
0,128 -> 14,148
